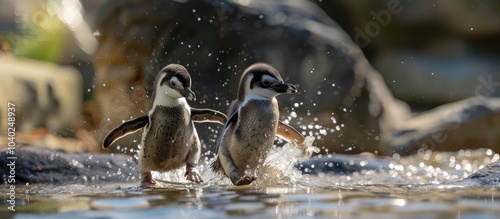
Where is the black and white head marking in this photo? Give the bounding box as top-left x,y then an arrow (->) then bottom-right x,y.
153,64 -> 196,107
238,63 -> 298,103
244,73 -> 282,100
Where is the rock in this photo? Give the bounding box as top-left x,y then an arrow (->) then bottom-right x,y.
337,1 -> 500,106
0,128 -> 98,153
0,146 -> 139,184
382,97 -> 500,156
0,57 -> 83,134
3,146 -> 498,187
91,0 -> 410,154
296,149 -> 500,187
90,0 -> 500,156
341,0 -> 500,38
460,160 -> 500,186
296,153 -> 391,175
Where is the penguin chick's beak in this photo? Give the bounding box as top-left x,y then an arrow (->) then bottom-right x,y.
180,87 -> 196,101
272,82 -> 298,94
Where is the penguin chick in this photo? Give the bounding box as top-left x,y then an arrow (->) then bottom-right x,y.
102,64 -> 227,188
211,63 -> 305,186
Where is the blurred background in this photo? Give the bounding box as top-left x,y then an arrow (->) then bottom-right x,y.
1,0 -> 499,156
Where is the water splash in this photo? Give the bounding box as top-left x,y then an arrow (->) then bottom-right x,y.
153,136 -> 318,188
152,139 -> 499,190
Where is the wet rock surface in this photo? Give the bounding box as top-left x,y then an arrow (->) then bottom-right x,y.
2,146 -> 498,187
0,57 -> 83,134
459,160 -> 500,186
296,154 -> 391,175
0,146 -> 139,184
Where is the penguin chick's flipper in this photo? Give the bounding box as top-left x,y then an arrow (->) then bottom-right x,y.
102,114 -> 149,148
190,108 -> 228,124
276,121 -> 305,144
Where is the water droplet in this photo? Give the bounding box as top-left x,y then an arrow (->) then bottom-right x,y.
330,117 -> 337,124
93,30 -> 100,37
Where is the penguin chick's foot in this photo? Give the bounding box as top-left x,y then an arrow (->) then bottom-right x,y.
233,175 -> 257,186
140,171 -> 156,188
185,169 -> 204,183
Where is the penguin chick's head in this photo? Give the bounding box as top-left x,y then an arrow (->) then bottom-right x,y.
238,63 -> 298,100
155,64 -> 196,101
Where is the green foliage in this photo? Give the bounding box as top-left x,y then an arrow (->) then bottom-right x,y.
9,1 -> 67,63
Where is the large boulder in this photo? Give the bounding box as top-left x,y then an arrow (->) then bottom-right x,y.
91,0 -> 409,155
383,97 -> 500,156
0,146 -> 139,184
0,57 -> 82,134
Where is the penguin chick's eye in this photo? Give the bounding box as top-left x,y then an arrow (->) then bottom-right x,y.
170,81 -> 176,87
262,80 -> 271,86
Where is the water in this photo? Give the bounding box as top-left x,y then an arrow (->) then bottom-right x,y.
1,138 -> 500,218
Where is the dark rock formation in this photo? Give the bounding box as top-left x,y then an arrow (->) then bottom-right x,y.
1,146 -> 498,188
338,1 -> 500,105
459,160 -> 500,186
296,154 -> 391,175
382,97 -> 500,156
0,146 -> 139,184
91,0 -> 500,156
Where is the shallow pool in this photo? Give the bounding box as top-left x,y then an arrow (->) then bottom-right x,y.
1,141 -> 500,218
